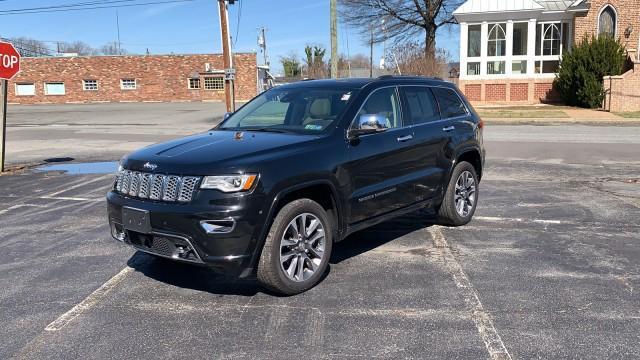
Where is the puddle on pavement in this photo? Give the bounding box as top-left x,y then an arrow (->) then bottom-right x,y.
35,161 -> 118,175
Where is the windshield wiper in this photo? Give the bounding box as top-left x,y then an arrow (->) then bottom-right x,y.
237,127 -> 290,133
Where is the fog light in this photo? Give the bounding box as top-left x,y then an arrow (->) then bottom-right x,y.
200,219 -> 235,234
110,222 -> 126,242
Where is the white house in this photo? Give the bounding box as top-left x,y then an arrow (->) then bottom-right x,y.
453,0 -> 639,105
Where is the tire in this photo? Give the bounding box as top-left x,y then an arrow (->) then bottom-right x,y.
257,198 -> 333,295
437,161 -> 479,226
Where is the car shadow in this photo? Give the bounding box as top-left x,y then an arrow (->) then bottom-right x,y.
330,209 -> 436,264
126,209 -> 438,296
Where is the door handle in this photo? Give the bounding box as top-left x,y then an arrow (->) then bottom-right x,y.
397,135 -> 413,142
442,126 -> 455,132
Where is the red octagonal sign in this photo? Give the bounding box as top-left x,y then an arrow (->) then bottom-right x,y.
0,42 -> 21,80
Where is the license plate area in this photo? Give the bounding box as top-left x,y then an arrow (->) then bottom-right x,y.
122,207 -> 151,233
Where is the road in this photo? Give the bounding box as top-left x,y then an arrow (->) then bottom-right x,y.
1,103 -> 639,359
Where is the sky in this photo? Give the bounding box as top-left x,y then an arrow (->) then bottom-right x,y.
0,0 -> 460,74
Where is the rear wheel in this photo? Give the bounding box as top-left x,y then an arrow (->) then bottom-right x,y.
257,199 -> 332,295
438,161 -> 479,226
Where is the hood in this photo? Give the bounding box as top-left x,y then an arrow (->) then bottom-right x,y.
122,130 -> 321,175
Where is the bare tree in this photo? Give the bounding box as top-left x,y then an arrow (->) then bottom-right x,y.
58,41 -> 98,56
339,0 -> 463,61
7,37 -> 52,57
100,42 -> 127,55
386,40 -> 450,76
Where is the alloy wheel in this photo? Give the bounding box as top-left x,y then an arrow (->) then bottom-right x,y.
454,170 -> 476,217
279,213 -> 326,282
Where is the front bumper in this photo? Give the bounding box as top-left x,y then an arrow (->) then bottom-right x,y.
107,189 -> 268,276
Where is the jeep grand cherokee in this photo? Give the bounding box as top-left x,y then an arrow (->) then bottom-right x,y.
107,76 -> 485,295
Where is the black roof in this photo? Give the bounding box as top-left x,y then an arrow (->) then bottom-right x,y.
277,76 -> 450,90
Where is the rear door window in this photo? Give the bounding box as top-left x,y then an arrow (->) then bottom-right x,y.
401,86 -> 440,125
432,87 -> 468,119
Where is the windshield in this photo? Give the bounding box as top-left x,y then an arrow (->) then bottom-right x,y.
219,87 -> 358,134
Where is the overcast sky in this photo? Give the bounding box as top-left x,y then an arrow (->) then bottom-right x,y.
0,0 -> 460,73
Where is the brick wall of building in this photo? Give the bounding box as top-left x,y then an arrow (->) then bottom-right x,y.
7,53 -> 257,104
510,83 -> 529,101
603,61 -> 640,111
485,84 -> 507,102
573,0 -> 640,56
459,79 -> 559,104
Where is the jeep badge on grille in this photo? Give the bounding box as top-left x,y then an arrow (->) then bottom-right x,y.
143,162 -> 158,171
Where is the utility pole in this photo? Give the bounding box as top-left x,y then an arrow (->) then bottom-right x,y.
0,79 -> 7,172
116,10 -> 122,55
218,0 -> 235,112
258,27 -> 269,67
369,25 -> 374,78
330,0 -> 338,78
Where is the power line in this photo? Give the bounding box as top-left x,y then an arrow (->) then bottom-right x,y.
233,0 -> 242,48
0,0 -> 141,13
0,0 -> 197,16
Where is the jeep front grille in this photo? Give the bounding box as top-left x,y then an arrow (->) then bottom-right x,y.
115,169 -> 200,203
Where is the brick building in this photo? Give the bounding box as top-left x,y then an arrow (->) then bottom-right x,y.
8,53 -> 258,104
454,0 -> 640,109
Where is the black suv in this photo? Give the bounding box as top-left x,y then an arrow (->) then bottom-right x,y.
107,76 -> 484,294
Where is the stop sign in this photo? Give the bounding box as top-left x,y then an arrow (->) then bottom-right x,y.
0,42 -> 21,80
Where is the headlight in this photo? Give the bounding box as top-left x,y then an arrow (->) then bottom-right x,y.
200,174 -> 258,192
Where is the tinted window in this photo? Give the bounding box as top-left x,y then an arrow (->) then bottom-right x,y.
356,87 -> 401,129
432,87 -> 468,118
220,88 -> 357,133
402,87 -> 440,125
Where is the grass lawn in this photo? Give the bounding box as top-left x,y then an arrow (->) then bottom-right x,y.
614,112 -> 640,118
477,110 -> 569,118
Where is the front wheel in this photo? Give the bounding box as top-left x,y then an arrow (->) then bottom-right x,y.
437,161 -> 479,226
257,199 -> 333,295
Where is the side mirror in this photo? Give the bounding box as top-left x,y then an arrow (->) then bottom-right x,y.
348,114 -> 388,139
223,112 -> 233,121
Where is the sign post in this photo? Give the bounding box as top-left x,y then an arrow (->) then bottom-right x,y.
0,41 -> 21,172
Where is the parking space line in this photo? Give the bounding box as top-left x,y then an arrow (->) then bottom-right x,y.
0,204 -> 47,215
38,195 -> 103,202
45,266 -> 133,332
429,226 -> 512,360
475,216 -> 566,225
43,174 -> 113,197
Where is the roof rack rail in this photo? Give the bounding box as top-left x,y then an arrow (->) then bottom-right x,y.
376,75 -> 443,81
301,78 -> 316,81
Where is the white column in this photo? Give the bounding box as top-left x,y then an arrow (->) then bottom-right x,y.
506,21 -> 514,76
481,22 -> 488,76
527,19 -> 537,76
460,22 -> 468,79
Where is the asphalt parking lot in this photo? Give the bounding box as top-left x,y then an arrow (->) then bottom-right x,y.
1,104 -> 639,359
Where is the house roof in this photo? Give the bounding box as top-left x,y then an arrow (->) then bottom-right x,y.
454,0 -> 583,15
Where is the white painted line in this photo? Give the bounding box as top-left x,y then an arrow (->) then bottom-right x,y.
44,174 -> 112,197
475,216 -> 567,225
39,196 -> 103,202
0,204 -> 47,215
429,226 -> 512,360
45,266 -> 133,331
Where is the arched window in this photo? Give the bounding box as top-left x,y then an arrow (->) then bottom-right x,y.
543,24 -> 561,55
599,5 -> 617,37
487,23 -> 506,56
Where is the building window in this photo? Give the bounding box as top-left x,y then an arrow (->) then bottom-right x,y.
487,23 -> 506,57
598,6 -> 616,38
204,77 -> 224,90
512,60 -> 527,74
487,61 -> 506,75
467,62 -> 481,76
188,78 -> 201,89
467,25 -> 481,57
512,22 -> 528,56
120,79 -> 137,90
15,83 -> 35,96
83,80 -> 98,91
44,82 -> 65,96
536,23 -> 568,56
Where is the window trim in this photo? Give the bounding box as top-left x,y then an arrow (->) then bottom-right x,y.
188,77 -> 201,90
597,4 -> 617,38
44,82 -> 66,96
203,76 -> 224,91
83,79 -> 98,91
120,79 -> 137,90
346,86 -> 405,135
15,82 -> 36,96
